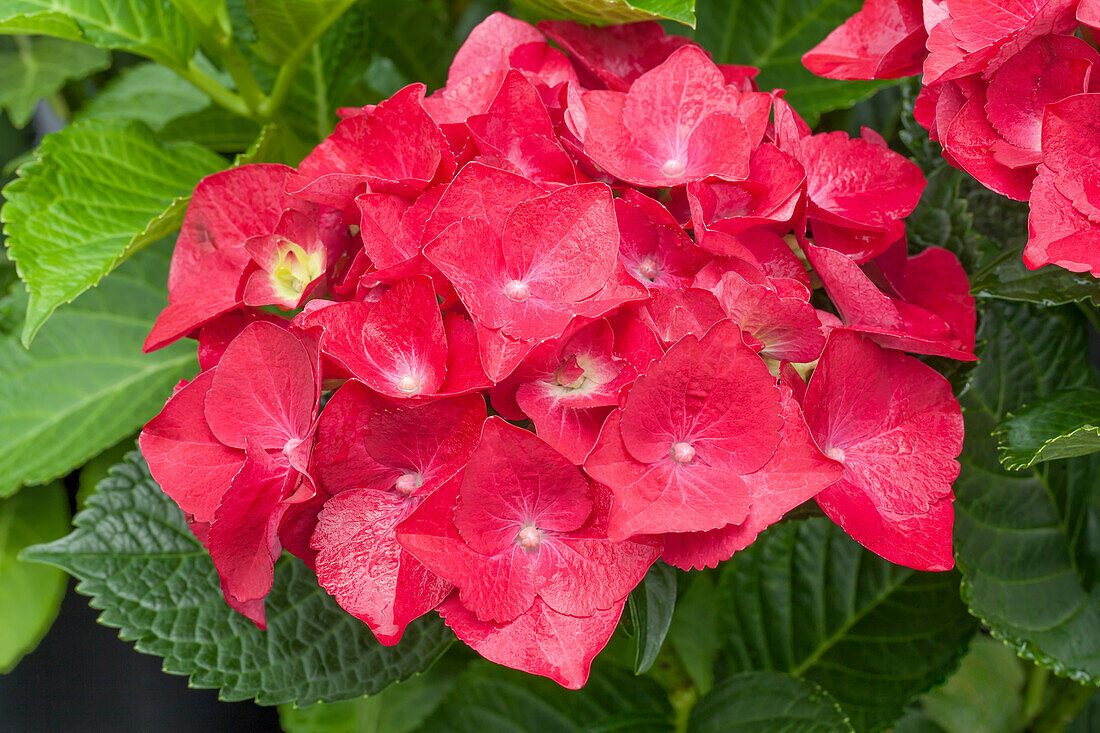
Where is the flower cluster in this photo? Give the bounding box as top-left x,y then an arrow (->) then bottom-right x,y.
805,0 -> 1100,277
140,13 -> 973,688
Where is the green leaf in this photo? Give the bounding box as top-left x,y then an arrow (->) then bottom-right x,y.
667,571 -> 720,695
629,561 -> 677,675
0,482 -> 69,672
690,0 -> 895,124
245,0 -> 356,61
279,654 -> 465,733
954,300 -> 1100,684
419,661 -> 675,731
0,245 -> 195,497
22,450 -> 455,705
159,104 -> 262,152
0,36 -> 110,128
366,0 -> 453,93
512,0 -> 695,26
688,671 -> 853,733
995,388 -> 1100,471
716,518 -> 978,732
918,637 -> 1027,733
0,0 -> 196,68
78,62 -> 210,129
1,118 -> 226,343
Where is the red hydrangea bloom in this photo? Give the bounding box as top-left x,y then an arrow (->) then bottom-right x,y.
615,191 -> 711,291
803,0 -> 926,79
806,241 -> 976,360
584,320 -> 785,540
576,46 -> 771,187
310,382 -> 484,644
801,330 -> 963,571
1026,93 -> 1100,276
140,322 -> 321,626
539,20 -> 695,90
1082,0 -> 1100,28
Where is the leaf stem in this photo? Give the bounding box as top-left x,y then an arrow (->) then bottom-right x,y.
1022,665 -> 1050,722
256,0 -> 356,121
173,61 -> 251,118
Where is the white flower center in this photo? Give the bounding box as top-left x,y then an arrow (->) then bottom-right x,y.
661,159 -> 686,178
504,280 -> 530,302
394,473 -> 423,496
670,441 -> 696,464
826,447 -> 846,463
396,375 -> 421,394
517,525 -> 542,550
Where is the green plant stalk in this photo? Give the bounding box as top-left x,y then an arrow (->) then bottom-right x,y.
1023,665 -> 1051,723
173,61 -> 251,117
646,642 -> 698,733
1030,677 -> 1094,733
257,0 -> 358,121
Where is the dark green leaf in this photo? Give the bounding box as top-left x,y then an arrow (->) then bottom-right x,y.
955,300 -> 1100,684
629,561 -> 677,674
667,571 -> 720,695
1,118 -> 226,343
22,450 -> 455,705
512,0 -> 695,26
919,637 -> 1026,733
996,388 -> 1100,470
419,661 -> 675,731
688,671 -> 853,733
0,0 -> 196,68
716,518 -> 978,732
159,104 -> 262,152
0,36 -> 110,127
245,0 -> 356,61
0,482 -> 69,672
690,0 -> 895,124
0,245 -> 195,497
279,654 -> 465,733
366,0 -> 453,92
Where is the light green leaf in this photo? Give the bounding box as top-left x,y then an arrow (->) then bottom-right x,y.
716,518 -> 978,732
22,450 -> 456,705
0,482 -> 69,672
419,661 -> 675,731
919,637 -> 1027,733
159,104 -> 262,152
690,0 -> 896,124
0,245 -> 195,497
279,655 -> 464,733
0,0 -> 196,67
78,62 -> 210,129
954,300 -> 1100,684
688,672 -> 853,733
629,561 -> 677,675
1,118 -> 226,343
995,388 -> 1100,470
512,0 -> 695,26
0,37 -> 109,128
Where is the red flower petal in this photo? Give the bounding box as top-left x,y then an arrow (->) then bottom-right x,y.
802,0 -> 926,80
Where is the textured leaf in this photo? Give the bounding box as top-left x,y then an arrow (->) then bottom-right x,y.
22,450 -> 455,705
1,118 -> 226,343
0,246 -> 195,497
366,0 -> 453,92
0,37 -> 109,127
419,661 -> 675,731
0,0 -> 195,67
278,655 -> 464,733
955,300 -> 1100,684
159,105 -> 262,152
690,0 -> 895,124
716,518 -> 978,732
245,0 -> 356,60
513,0 -> 695,26
78,63 -> 210,129
0,482 -> 69,672
919,637 -> 1026,733
688,671 -> 853,733
629,561 -> 677,675
996,388 -> 1100,470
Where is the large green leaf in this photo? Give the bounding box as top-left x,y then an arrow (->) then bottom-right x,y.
0,245 -> 195,497
1,118 -> 226,343
954,300 -> 1100,684
0,0 -> 196,67
245,0 -> 356,61
0,36 -> 109,128
716,518 -> 978,732
418,661 -> 675,731
77,62 -> 210,129
366,0 -> 453,93
690,0 -> 894,124
0,482 -> 69,672
996,388 -> 1100,471
22,450 -> 455,705
512,0 -> 695,26
688,671 -> 853,733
